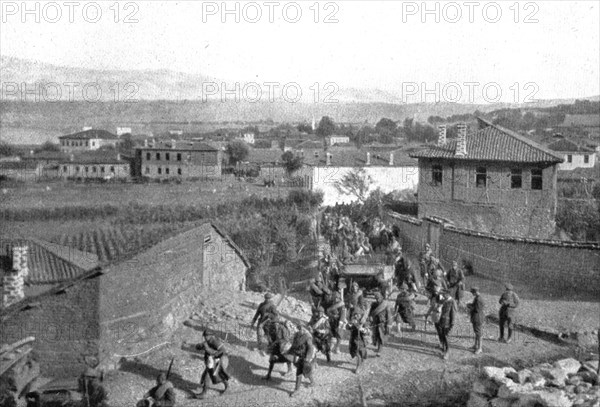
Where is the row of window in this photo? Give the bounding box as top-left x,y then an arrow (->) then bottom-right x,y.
431,166 -> 543,190
146,152 -> 184,161
63,165 -> 116,173
61,140 -> 95,147
145,167 -> 182,175
566,154 -> 590,164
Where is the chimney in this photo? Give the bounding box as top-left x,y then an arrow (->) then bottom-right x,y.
437,125 -> 447,146
70,154 -> 74,162
366,152 -> 371,165
300,149 -> 305,157
144,139 -> 148,148
455,123 -> 467,156
171,139 -> 176,149
326,152 -> 332,166
389,152 -> 394,166
117,153 -> 121,161
3,246 -> 28,308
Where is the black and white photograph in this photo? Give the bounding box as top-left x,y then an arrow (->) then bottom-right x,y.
0,1 -> 599,406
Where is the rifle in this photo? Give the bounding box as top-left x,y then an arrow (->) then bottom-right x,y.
166,357 -> 175,380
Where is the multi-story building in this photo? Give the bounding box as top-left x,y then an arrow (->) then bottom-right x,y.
410,118 -> 563,239
58,152 -> 130,180
547,139 -> 596,171
59,129 -> 120,152
135,140 -> 222,179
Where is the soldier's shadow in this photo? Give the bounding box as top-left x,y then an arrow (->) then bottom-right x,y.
386,336 -> 443,357
119,359 -> 198,398
228,354 -> 293,395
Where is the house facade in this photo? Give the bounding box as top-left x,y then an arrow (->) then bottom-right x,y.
58,153 -> 131,180
135,141 -> 222,180
547,139 -> 596,171
410,119 -> 563,239
0,224 -> 248,378
298,147 -> 419,206
59,130 -> 120,152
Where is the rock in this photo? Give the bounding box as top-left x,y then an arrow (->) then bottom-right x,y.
541,367 -> 569,387
473,378 -> 500,397
508,369 -> 533,384
555,359 -> 582,376
490,397 -> 512,407
467,392 -> 490,407
581,361 -> 599,374
368,399 -> 387,406
565,385 -> 576,394
575,383 -> 593,394
569,376 -> 584,386
497,382 -> 534,399
527,372 -> 547,388
579,371 -> 599,385
535,389 -> 574,407
484,367 -> 516,385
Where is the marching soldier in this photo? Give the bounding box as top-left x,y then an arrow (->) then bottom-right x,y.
262,315 -> 294,381
138,373 -> 176,407
78,366 -> 109,407
251,292 -> 278,352
433,290 -> 457,360
498,283 -> 519,343
289,324 -> 317,397
394,282 -> 417,333
309,306 -> 332,362
309,275 -> 330,308
346,311 -> 368,374
368,292 -> 393,356
326,288 -> 346,354
467,287 -> 485,354
193,330 -> 231,398
446,261 -> 465,307
347,281 -> 363,316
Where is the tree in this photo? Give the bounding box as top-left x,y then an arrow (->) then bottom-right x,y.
0,142 -> 15,157
35,141 -> 60,153
281,151 -> 304,174
316,116 -> 336,138
297,123 -> 313,134
335,168 -> 373,203
375,118 -> 398,136
226,140 -> 250,165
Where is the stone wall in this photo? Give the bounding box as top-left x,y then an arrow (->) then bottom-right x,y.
0,278 -> 101,378
386,212 -> 600,297
2,246 -> 28,308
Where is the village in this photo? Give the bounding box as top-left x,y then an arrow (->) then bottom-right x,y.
1,105 -> 599,407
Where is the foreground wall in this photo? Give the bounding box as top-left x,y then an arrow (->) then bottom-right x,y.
0,278 -> 101,378
387,212 -> 600,297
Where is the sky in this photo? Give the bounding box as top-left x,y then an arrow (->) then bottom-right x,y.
1,0 -> 599,103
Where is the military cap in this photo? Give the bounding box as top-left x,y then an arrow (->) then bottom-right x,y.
264,292 -> 273,300
400,282 -> 409,290
505,283 -> 513,290
83,367 -> 101,378
157,372 -> 167,383
315,274 -> 323,282
470,286 -> 479,293
374,292 -> 383,301
316,306 -> 325,313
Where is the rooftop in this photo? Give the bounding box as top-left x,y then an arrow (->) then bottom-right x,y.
58,151 -> 128,164
303,147 -> 417,167
410,119 -> 563,164
59,129 -> 119,140
0,161 -> 40,170
0,238 -> 99,285
547,139 -> 596,153
137,141 -> 218,152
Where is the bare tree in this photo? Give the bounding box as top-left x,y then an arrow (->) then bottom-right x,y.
335,168 -> 373,203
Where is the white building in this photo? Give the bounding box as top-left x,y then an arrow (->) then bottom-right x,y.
548,139 -> 596,171
116,127 -> 132,136
297,148 -> 419,206
242,133 -> 255,144
328,135 -> 350,146
59,130 -> 120,152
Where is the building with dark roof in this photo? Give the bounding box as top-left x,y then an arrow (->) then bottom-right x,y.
0,161 -> 44,181
409,118 -> 563,239
59,129 -> 121,152
57,152 -> 131,180
547,139 -> 596,171
0,223 -> 248,378
135,140 -> 222,179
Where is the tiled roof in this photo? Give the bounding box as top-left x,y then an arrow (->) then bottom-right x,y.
0,239 -> 99,285
59,130 -> 118,140
0,161 -> 40,170
410,121 -> 563,164
547,139 -> 595,153
137,141 -> 218,152
244,149 -> 284,165
302,147 -> 417,167
58,152 -> 129,165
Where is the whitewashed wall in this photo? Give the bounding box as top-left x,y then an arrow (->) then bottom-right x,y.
302,165 -> 419,206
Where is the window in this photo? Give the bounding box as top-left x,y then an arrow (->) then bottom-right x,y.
146,153 -> 151,160
177,153 -> 182,161
101,166 -> 105,173
567,155 -> 572,163
510,169 -> 522,189
92,166 -> 97,173
166,153 -> 170,161
156,153 -> 161,160
63,165 -> 67,172
85,166 -> 89,173
92,141 -> 95,146
475,167 -> 487,188
75,166 -> 80,172
86,141 -> 89,147
431,165 -> 443,186
165,167 -> 170,175
145,167 -> 150,174
177,168 -> 182,175
158,167 -> 162,175
584,155 -> 589,164
531,168 -> 543,190
110,166 -> 115,172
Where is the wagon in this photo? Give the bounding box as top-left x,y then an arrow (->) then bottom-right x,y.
337,260 -> 394,298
